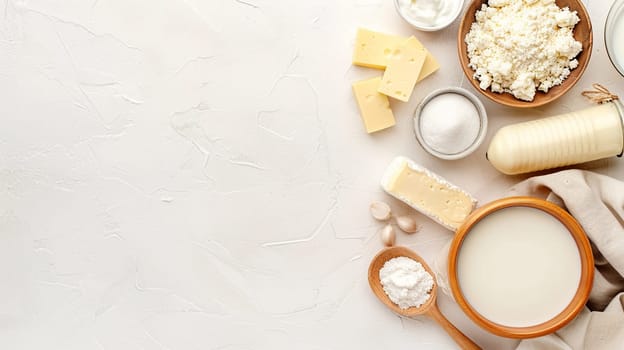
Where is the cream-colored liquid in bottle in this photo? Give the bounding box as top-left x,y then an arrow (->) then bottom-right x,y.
456,206 -> 581,327
487,101 -> 624,175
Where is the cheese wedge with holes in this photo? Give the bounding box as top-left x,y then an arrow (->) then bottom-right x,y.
381,156 -> 477,230
378,37 -> 427,102
352,77 -> 396,133
352,28 -> 406,70
352,28 -> 440,82
410,37 -> 441,83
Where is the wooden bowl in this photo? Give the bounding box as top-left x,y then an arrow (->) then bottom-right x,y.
448,197 -> 594,338
458,0 -> 593,108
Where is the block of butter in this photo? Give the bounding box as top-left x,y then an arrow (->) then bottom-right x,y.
381,156 -> 477,230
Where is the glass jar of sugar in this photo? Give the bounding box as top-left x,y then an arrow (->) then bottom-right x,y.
414,87 -> 488,160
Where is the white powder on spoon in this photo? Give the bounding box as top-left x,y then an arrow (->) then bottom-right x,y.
379,256 -> 434,309
418,93 -> 481,155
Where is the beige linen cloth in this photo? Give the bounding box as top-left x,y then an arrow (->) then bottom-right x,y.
435,169 -> 624,350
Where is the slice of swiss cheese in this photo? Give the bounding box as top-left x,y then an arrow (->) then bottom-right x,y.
352,28 -> 440,82
378,37 -> 427,102
352,77 -> 396,133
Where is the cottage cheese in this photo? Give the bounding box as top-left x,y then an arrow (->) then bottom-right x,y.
465,0 -> 582,101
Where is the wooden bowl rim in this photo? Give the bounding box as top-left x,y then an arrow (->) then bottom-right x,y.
457,0 -> 593,108
368,246 -> 438,317
447,196 -> 594,338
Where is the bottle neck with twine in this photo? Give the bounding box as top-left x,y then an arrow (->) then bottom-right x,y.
581,84 -> 619,104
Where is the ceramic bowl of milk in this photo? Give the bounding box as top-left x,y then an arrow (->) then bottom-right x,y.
447,197 -> 594,339
606,0 -> 624,77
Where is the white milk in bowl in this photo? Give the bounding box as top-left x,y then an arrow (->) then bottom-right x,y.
456,206 -> 582,327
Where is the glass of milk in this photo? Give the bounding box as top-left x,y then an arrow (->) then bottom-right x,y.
606,0 -> 624,77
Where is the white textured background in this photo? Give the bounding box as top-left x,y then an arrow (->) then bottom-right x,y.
1,0 -> 622,349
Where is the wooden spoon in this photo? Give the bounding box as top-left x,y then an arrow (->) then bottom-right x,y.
368,246 -> 481,350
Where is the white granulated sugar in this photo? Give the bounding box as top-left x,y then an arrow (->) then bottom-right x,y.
419,93 -> 480,154
465,0 -> 582,101
379,256 -> 434,309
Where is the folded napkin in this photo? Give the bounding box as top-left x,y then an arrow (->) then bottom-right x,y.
435,170 -> 624,350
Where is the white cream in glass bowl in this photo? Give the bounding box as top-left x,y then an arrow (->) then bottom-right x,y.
394,0 -> 464,31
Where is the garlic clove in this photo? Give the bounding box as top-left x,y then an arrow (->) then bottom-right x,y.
381,224 -> 396,247
370,201 -> 392,221
396,216 -> 418,234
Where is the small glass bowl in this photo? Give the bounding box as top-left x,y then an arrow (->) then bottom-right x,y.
605,0 -> 624,77
413,87 -> 488,160
393,0 -> 464,31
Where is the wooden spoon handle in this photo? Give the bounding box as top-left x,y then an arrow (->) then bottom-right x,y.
427,304 -> 481,350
